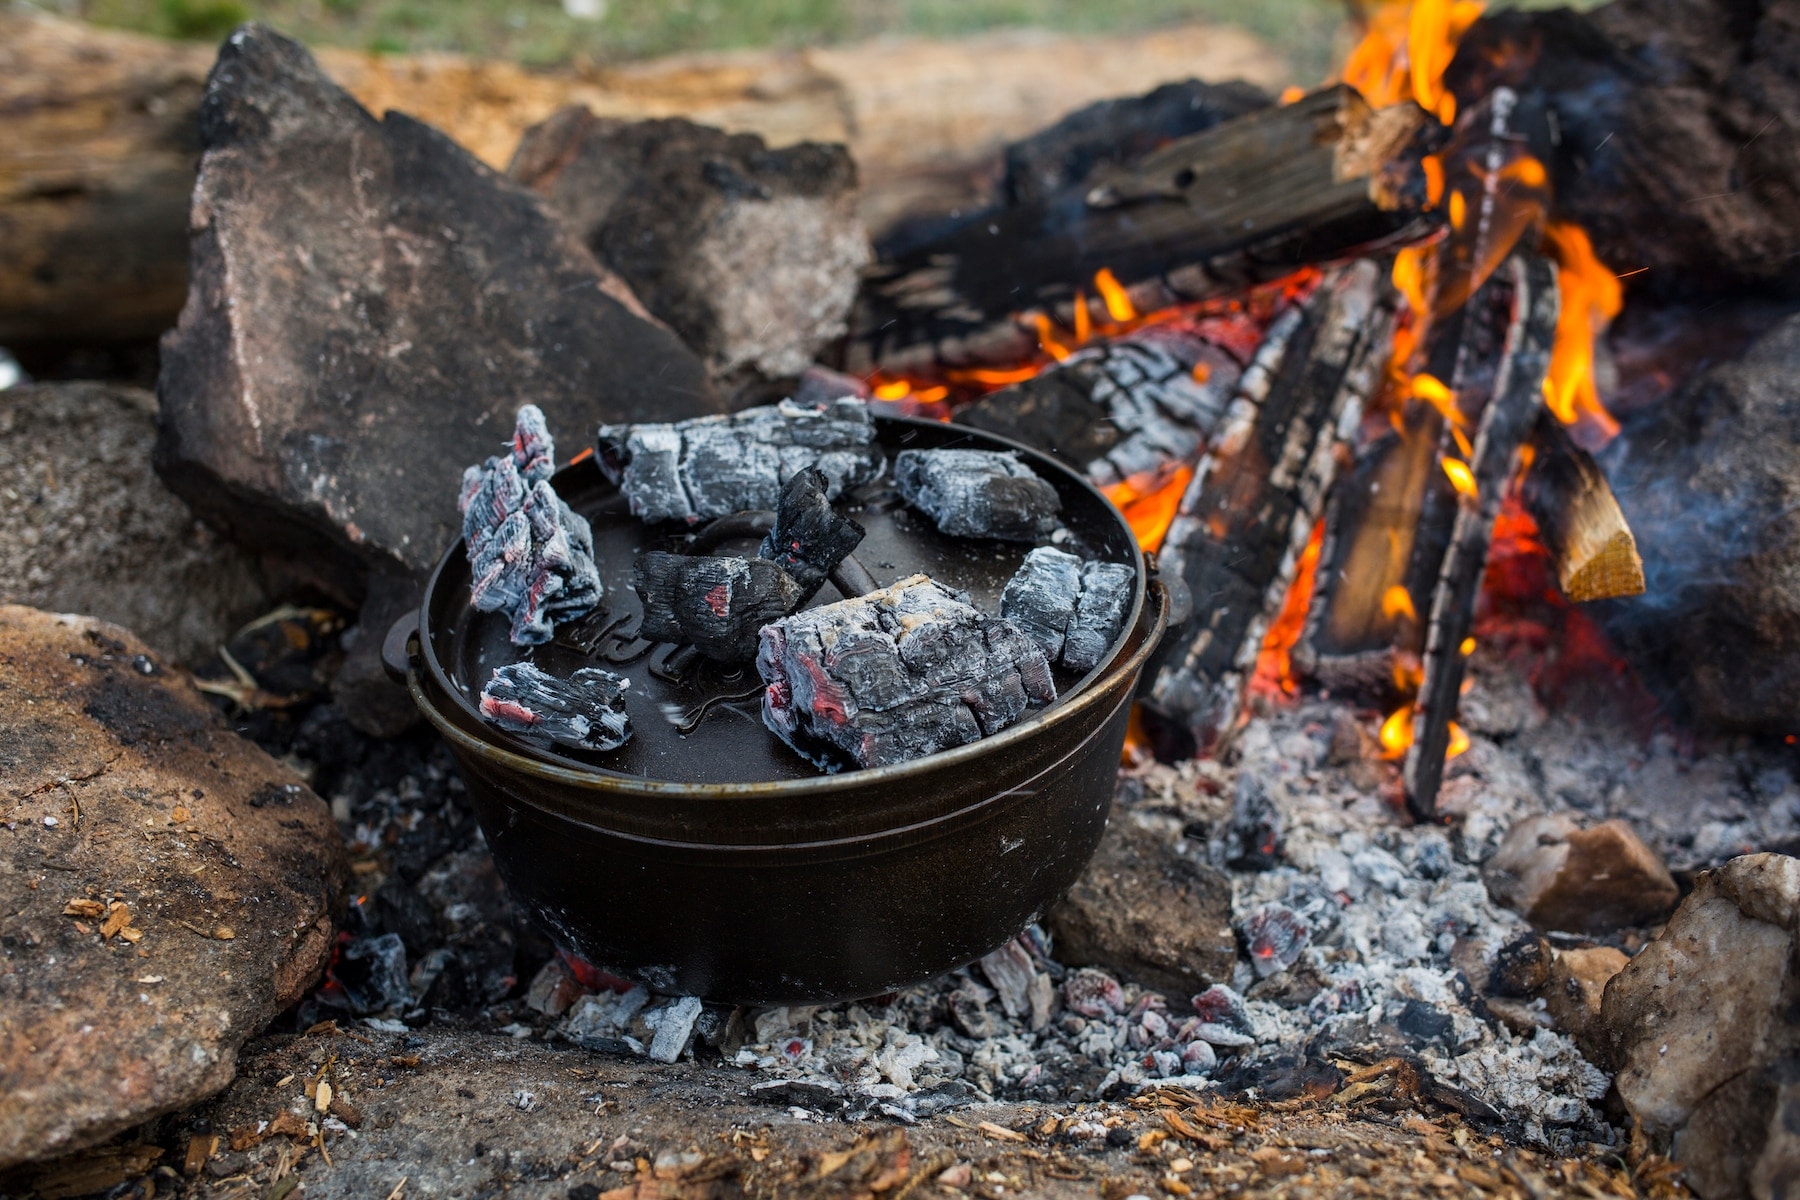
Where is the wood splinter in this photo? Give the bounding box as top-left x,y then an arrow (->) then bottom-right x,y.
1521,410 -> 1646,603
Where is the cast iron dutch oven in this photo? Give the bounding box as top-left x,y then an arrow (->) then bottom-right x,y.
387,415 -> 1171,1005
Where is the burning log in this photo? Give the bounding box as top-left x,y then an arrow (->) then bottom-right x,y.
758,467 -> 867,604
849,86 -> 1429,374
1141,261 -> 1395,758
459,406 -> 602,646
479,662 -> 632,752
633,554 -> 804,663
596,399 -> 883,525
1521,411 -> 1645,602
757,574 -> 1055,770
893,449 -> 1061,542
1404,254 -> 1560,818
957,316 -> 1263,488
1000,548 -> 1135,673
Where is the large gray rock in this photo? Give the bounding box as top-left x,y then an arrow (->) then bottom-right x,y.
0,606 -> 347,1169
1599,853 -> 1800,1200
1042,815 -> 1237,997
155,26 -> 722,731
0,382 -> 268,665
1603,313 -> 1800,735
509,110 -> 870,387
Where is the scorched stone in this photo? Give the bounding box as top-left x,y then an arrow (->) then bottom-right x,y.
597,399 -> 883,525
0,606 -> 347,1170
478,661 -> 631,752
1000,547 -> 1134,673
459,406 -> 601,645
153,25 -> 719,656
757,574 -> 1055,770
892,449 -> 1060,542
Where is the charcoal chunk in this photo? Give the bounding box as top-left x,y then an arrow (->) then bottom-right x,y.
459,406 -> 602,645
633,553 -> 803,662
758,467 -> 865,602
1000,547 -> 1134,672
596,398 -> 883,524
757,574 -> 1055,770
893,449 -> 1060,542
478,662 -> 631,752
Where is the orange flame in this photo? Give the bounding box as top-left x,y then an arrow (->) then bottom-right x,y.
1093,268 -> 1138,323
1541,221 -> 1624,441
1103,466 -> 1193,553
1251,521 -> 1326,702
1382,584 -> 1418,622
1379,705 -> 1415,758
1342,0 -> 1484,121
1441,457 -> 1478,497
1446,720 -> 1471,758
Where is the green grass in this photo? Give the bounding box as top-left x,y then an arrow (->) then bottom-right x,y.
64,0 -> 1605,84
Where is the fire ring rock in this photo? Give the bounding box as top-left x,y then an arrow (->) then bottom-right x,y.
0,606 -> 348,1170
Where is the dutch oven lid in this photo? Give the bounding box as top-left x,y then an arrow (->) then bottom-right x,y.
416,416 -> 1147,786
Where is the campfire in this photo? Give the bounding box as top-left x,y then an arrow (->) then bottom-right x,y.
4,0 -> 1799,1196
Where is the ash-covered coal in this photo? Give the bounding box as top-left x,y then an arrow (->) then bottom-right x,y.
893,448 -> 1061,542
633,553 -> 803,662
1001,547 -> 1135,673
757,574 -> 1055,769
596,398 -> 883,525
759,467 -> 866,603
459,406 -> 602,645
478,661 -> 631,752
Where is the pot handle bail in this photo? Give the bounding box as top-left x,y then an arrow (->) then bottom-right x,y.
381,610 -> 422,684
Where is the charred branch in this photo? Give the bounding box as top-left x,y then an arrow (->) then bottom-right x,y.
848,87 -> 1430,374
893,449 -> 1062,542
479,662 -> 631,752
634,554 -> 803,662
1522,411 -> 1646,603
596,399 -> 883,524
1141,261 -> 1395,758
758,467 -> 867,603
757,575 -> 1055,770
1405,254 -> 1560,818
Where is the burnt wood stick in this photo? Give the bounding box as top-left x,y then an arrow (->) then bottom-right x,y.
759,467 -> 867,602
847,87 -> 1429,375
1521,410 -> 1646,602
1405,254 -> 1559,819
633,553 -> 803,662
1141,261 -> 1395,759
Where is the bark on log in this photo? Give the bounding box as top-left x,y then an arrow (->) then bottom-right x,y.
0,9 -> 1284,347
1405,254 -> 1559,819
848,88 -> 1429,376
1141,261 -> 1395,759
1522,410 -> 1645,603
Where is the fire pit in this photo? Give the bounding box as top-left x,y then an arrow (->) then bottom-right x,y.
385,414 -> 1170,1005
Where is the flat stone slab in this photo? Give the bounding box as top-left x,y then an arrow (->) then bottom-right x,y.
0,606 -> 348,1169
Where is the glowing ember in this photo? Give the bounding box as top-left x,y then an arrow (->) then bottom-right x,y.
1459,635 -> 1476,656
1541,221 -> 1624,441
1379,705 -> 1415,759
1441,456 -> 1478,497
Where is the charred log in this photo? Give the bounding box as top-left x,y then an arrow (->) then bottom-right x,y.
634,554 -> 804,663
1521,411 -> 1645,602
1405,254 -> 1559,819
849,87 -> 1429,375
1000,547 -> 1136,673
893,449 -> 1061,542
956,316 -> 1263,487
596,399 -> 883,525
758,467 -> 867,603
1141,261 -> 1395,758
758,574 -> 1055,770
479,662 -> 631,752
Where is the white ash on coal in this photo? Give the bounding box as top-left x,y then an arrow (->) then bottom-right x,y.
1001,547 -> 1135,673
759,467 -> 867,603
596,398 -> 883,525
633,554 -> 804,662
459,405 -> 602,645
478,661 -> 631,752
757,574 -> 1055,769
893,448 -> 1061,542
